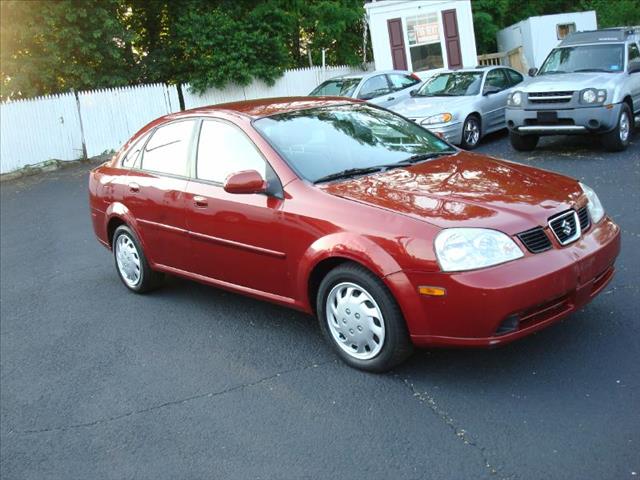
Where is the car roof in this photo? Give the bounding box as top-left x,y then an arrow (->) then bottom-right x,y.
326,69 -> 413,81
180,96 -> 361,120
559,28 -> 638,46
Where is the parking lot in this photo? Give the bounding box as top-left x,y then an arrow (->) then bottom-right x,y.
1,131 -> 639,479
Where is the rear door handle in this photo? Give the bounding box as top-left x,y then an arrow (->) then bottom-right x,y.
193,195 -> 208,208
128,182 -> 140,193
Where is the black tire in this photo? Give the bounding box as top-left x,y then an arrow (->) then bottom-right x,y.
112,225 -> 163,293
460,115 -> 482,150
316,262 -> 413,372
601,103 -> 632,152
509,131 -> 539,151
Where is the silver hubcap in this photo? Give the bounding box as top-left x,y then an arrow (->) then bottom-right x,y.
619,111 -> 630,142
115,234 -> 141,287
326,282 -> 385,360
464,119 -> 480,146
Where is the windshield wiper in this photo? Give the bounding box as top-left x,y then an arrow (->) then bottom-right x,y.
314,166 -> 385,184
573,68 -> 612,73
540,70 -> 567,75
393,151 -> 456,166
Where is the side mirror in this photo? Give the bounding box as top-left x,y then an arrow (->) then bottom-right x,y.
410,89 -> 418,97
629,60 -> 640,74
483,85 -> 501,95
528,67 -> 538,77
223,170 -> 267,195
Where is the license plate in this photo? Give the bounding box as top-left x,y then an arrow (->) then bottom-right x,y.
537,111 -> 558,124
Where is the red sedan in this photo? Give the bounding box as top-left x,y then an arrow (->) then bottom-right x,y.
89,97 -> 620,371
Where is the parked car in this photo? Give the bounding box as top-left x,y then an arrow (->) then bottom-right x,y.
506,28 -> 640,151
391,66 -> 524,149
89,97 -> 620,372
309,70 -> 422,108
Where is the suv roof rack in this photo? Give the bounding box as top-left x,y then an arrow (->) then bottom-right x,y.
559,28 -> 639,46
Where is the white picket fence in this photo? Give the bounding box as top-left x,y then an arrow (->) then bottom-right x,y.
0,64 -> 370,174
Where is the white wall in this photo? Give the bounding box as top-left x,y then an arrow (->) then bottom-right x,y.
497,11 -> 598,69
365,0 -> 477,72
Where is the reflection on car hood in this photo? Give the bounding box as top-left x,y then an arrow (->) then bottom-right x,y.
520,72 -> 621,92
392,96 -> 473,118
319,151 -> 584,234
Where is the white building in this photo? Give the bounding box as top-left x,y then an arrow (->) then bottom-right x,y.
364,0 -> 478,74
497,11 -> 598,70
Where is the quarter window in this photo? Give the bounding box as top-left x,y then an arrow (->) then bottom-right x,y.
121,132 -> 149,168
505,69 -> 523,86
141,120 -> 195,176
387,73 -> 421,91
196,120 -> 266,183
358,75 -> 391,100
629,43 -> 640,62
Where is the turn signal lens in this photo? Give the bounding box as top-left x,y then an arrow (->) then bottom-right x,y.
418,286 -> 447,296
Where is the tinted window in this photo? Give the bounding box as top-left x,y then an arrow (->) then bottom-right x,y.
196,120 -> 266,183
539,44 -> 625,74
629,43 -> 640,62
358,75 -> 390,99
310,78 -> 361,97
253,104 -> 454,183
484,69 -> 509,91
387,73 -> 420,91
416,72 -> 482,97
142,121 -> 195,176
121,132 -> 149,168
505,69 -> 524,86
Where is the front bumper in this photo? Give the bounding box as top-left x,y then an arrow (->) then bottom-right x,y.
385,216 -> 621,348
506,103 -> 622,136
423,121 -> 464,145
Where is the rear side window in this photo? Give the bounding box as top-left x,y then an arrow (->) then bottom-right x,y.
484,69 -> 509,91
358,75 -> 391,99
196,120 -> 266,183
141,120 -> 196,176
629,43 -> 640,62
505,69 -> 524,86
387,73 -> 421,91
120,132 -> 150,168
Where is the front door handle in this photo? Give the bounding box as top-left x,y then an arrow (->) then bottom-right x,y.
387,96 -> 395,101
128,182 -> 140,193
193,195 -> 208,208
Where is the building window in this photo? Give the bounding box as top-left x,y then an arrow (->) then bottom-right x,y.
406,13 -> 444,71
557,23 -> 576,40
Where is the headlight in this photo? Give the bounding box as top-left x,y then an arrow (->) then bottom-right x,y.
434,228 -> 524,272
508,91 -> 523,106
421,113 -> 453,125
579,182 -> 605,223
580,88 -> 606,104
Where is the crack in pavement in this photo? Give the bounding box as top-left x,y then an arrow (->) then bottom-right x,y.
15,360 -> 334,435
398,375 -> 516,480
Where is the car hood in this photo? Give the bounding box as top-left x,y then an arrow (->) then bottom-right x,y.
520,72 -> 621,92
393,96 -> 473,119
319,151 -> 584,234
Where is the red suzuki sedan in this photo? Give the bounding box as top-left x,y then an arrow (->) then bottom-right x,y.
89,97 -> 620,371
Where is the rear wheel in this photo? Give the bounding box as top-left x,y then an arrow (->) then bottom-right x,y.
316,263 -> 412,372
509,131 -> 539,151
460,115 -> 481,150
113,225 -> 163,293
601,103 -> 632,152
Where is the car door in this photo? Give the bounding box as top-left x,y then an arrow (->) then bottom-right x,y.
356,74 -> 394,106
628,42 -> 640,114
123,119 -> 196,270
481,68 -> 512,131
184,118 -> 291,299
386,72 -> 422,107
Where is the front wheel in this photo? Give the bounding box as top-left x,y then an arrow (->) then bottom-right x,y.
601,103 -> 632,152
509,131 -> 539,151
460,115 -> 481,149
316,263 -> 412,372
113,225 -> 164,293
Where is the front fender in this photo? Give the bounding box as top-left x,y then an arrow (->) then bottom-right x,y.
296,232 -> 404,310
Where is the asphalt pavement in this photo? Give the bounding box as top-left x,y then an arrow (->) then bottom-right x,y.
1,131 -> 639,480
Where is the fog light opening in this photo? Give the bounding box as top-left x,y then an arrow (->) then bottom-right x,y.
588,119 -> 600,129
495,315 -> 520,336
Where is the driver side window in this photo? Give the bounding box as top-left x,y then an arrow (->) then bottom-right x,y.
358,75 -> 391,100
484,69 -> 509,92
196,120 -> 266,184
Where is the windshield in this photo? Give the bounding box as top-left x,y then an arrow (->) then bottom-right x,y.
253,104 -> 454,183
538,44 -> 625,74
309,78 -> 361,97
415,72 -> 483,97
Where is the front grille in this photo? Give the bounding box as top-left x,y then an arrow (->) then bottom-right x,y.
524,118 -> 575,126
517,227 -> 552,253
528,91 -> 574,104
549,210 -> 580,245
577,206 -> 590,231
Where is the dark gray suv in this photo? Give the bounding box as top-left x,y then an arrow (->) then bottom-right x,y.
506,28 -> 640,151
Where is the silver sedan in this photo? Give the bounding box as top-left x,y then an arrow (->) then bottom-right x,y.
309,70 -> 422,109
390,66 -> 524,149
